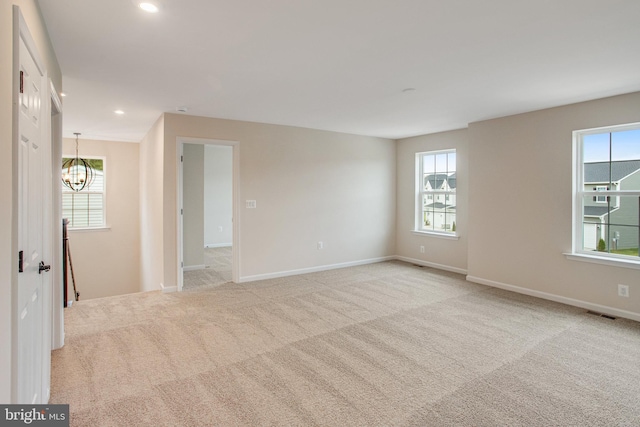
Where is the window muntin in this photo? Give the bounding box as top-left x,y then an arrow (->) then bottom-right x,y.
416,150 -> 456,235
575,124 -> 640,260
62,157 -> 105,228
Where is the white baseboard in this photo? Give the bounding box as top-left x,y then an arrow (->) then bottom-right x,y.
239,256 -> 396,283
161,283 -> 177,293
183,264 -> 205,272
205,243 -> 232,248
466,275 -> 640,322
395,256 -> 467,275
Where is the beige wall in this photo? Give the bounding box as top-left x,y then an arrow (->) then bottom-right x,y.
204,145 -> 233,247
62,138 -> 140,300
183,143 -> 205,268
139,115 -> 165,292
0,0 -> 62,402
156,113 -> 396,286
467,92 -> 640,316
396,129 -> 469,272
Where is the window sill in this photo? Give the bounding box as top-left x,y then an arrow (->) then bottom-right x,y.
412,230 -> 460,240
68,226 -> 111,233
564,252 -> 640,270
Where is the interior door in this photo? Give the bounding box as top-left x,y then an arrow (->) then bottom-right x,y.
17,19 -> 51,404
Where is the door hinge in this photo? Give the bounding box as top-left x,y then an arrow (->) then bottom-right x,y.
18,250 -> 24,273
181,208 -> 183,215
181,155 -> 183,162
181,262 -> 184,268
19,71 -> 24,94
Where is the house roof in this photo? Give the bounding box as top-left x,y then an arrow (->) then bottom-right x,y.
584,160 -> 640,183
425,173 -> 457,190
583,206 -> 611,217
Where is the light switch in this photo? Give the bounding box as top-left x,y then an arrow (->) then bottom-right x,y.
246,200 -> 257,209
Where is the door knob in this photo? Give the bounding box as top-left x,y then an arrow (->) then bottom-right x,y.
39,261 -> 51,274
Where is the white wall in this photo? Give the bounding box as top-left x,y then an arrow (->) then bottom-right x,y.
467,92 -> 640,317
183,144 -> 204,268
204,145 -> 233,247
139,115 -> 165,292
155,113 -> 396,286
62,138 -> 140,300
0,0 -> 62,402
396,129 -> 468,272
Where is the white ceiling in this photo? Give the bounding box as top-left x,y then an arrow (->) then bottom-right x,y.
38,0 -> 640,142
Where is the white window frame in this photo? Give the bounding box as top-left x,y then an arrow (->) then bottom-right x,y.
569,122 -> 640,268
61,155 -> 107,230
414,149 -> 458,239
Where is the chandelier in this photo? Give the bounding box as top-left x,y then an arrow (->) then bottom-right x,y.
61,133 -> 95,192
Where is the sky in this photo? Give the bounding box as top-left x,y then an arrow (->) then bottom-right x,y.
583,128 -> 640,163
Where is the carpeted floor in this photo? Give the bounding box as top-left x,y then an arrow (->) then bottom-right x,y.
183,246 -> 232,290
50,261 -> 640,426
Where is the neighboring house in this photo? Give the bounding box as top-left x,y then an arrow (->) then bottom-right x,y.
423,172 -> 456,231
583,160 -> 640,251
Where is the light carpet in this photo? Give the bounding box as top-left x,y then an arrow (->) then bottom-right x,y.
183,247 -> 232,290
50,261 -> 640,426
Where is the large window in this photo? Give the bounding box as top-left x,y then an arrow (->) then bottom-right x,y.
574,123 -> 640,261
415,149 -> 457,235
62,158 -> 105,228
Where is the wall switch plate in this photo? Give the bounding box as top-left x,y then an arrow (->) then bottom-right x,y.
218,226 -> 223,232
317,241 -> 324,250
246,200 -> 256,209
420,246 -> 425,253
618,284 -> 629,298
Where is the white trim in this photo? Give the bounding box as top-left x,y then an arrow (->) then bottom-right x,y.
411,230 -> 460,240
183,264 -> 205,272
160,283 -> 177,293
67,226 -> 111,233
205,243 -> 232,248
239,256 -> 395,283
564,252 -> 640,270
395,256 -> 467,275
50,78 -> 64,352
466,275 -> 640,322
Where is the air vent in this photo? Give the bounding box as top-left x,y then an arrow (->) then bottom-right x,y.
586,310 -> 616,320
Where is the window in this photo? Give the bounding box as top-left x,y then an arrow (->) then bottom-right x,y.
62,158 -> 105,228
595,186 -> 608,203
415,150 -> 456,235
574,123 -> 640,261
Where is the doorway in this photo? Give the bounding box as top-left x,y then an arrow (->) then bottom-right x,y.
177,138 -> 239,291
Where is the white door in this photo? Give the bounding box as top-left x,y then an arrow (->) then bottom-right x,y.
17,26 -> 51,404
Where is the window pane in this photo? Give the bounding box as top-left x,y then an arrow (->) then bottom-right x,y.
611,129 -> 640,162
583,133 -> 610,163
423,155 -> 435,174
447,152 -> 456,173
435,153 -> 447,173
582,195 -> 639,255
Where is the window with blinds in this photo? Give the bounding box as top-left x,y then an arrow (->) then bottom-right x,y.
62,158 -> 105,228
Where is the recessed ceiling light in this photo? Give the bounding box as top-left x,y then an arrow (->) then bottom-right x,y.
402,88 -> 416,93
114,110 -> 125,115
60,92 -> 67,97
139,2 -> 159,13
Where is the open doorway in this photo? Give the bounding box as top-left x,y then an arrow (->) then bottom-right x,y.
177,138 -> 239,291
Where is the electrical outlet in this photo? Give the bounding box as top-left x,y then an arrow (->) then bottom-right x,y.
317,241 -> 324,250
420,245 -> 425,253
618,284 -> 629,298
